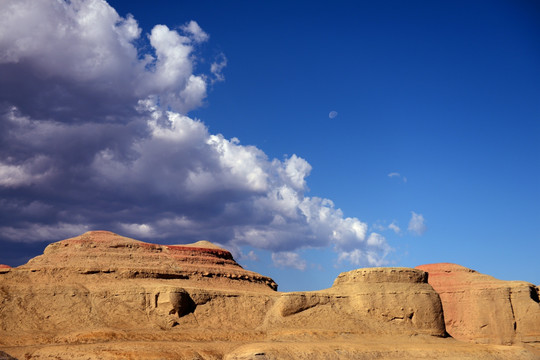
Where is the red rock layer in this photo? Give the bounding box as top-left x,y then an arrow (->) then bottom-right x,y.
19,230 -> 277,290
416,263 -> 540,345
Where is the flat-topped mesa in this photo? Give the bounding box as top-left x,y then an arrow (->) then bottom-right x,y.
19,230 -> 277,290
333,267 -> 428,286
327,267 -> 447,337
416,263 -> 540,346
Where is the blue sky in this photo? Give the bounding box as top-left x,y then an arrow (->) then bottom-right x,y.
0,0 -> 538,291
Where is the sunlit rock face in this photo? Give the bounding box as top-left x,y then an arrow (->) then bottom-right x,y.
261,267 -> 447,339
0,232 -> 538,359
417,263 -> 540,346
329,267 -> 447,336
20,230 -> 277,290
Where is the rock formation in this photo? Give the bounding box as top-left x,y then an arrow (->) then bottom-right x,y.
0,231 -> 538,359
416,263 -> 540,346
21,230 -> 277,290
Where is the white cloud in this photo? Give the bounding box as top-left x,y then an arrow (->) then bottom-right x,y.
245,250 -> 258,261
0,0 -> 140,80
210,53 -> 227,83
408,211 -> 426,235
119,223 -> 156,238
388,221 -> 401,234
0,163 -> 37,188
337,248 -> 387,267
0,0 -> 208,117
144,25 -> 207,113
181,20 -> 209,43
0,223 -> 90,243
337,232 -> 390,267
272,252 -> 307,271
0,154 -> 55,188
372,221 -> 401,235
366,232 -> 385,246
0,0 -> 391,270
388,172 -> 407,182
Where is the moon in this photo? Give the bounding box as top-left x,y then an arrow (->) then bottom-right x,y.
328,111 -> 338,119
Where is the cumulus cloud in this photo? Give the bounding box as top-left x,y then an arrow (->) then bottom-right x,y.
181,20 -> 209,43
272,252 -> 307,271
0,0 -> 391,270
408,212 -> 426,235
336,220 -> 388,262
0,0 -> 207,119
337,233 -> 389,266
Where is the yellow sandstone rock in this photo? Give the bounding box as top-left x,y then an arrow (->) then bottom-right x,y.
0,231 -> 538,359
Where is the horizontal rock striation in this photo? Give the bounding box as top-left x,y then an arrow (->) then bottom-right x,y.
0,232 -> 538,359
333,267 -> 428,285
416,263 -> 540,346
255,267 -> 446,340
328,267 -> 447,336
18,230 -> 277,290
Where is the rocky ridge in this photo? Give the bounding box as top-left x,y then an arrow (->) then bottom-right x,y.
0,231 -> 538,359
416,263 -> 540,346
19,230 -> 277,290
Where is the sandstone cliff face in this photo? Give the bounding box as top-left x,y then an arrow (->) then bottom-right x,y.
328,267 -> 446,336
21,230 -> 277,290
0,231 -> 276,335
261,267 -> 446,338
416,263 -> 540,346
0,232 -> 538,359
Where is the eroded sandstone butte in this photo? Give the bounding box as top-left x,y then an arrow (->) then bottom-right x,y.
0,231 -> 538,359
21,230 -> 277,290
416,263 -> 540,346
